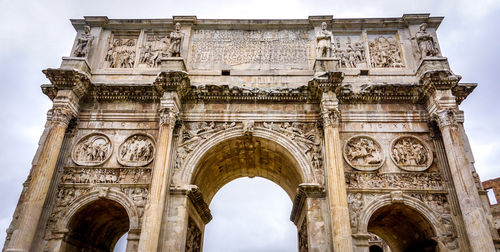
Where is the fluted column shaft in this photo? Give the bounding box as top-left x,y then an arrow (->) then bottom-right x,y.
6,107 -> 73,252
435,109 -> 496,252
321,91 -> 353,252
138,93 -> 179,252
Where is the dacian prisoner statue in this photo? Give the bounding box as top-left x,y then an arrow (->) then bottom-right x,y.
3,14 -> 499,252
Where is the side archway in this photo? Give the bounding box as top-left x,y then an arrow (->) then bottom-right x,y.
56,188 -> 140,252
358,194 -> 445,252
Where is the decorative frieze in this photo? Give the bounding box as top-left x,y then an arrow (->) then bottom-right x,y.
390,136 -> 433,171
117,134 -> 156,167
343,136 -> 384,171
345,172 -> 444,190
71,133 -> 112,166
61,167 -> 151,184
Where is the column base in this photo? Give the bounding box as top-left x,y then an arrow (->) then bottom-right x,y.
160,57 -> 187,71
60,57 -> 91,75
314,58 -> 339,73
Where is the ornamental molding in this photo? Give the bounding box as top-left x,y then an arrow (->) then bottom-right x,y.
290,183 -> 325,224
42,68 -> 92,99
71,133 -> 113,166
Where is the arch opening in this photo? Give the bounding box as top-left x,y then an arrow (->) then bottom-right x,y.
367,203 -> 437,252
191,136 -> 304,205
62,198 -> 130,252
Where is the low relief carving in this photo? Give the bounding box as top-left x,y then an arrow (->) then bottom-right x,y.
185,218 -> 202,252
189,29 -> 309,69
139,33 -> 170,68
298,220 -> 308,252
61,167 -> 151,184
343,136 -> 384,171
168,23 -> 184,57
410,193 -> 458,250
105,37 -> 137,68
345,172 -> 444,190
263,122 -> 324,184
412,23 -> 439,59
72,26 -> 94,58
348,193 -> 364,232
176,121 -> 237,169
369,36 -> 404,68
316,22 -> 334,58
72,133 -> 112,166
122,187 -> 148,217
334,37 -> 367,68
118,134 -> 155,167
390,136 -> 433,171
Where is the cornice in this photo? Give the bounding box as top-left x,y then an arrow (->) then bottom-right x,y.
42,68 -> 91,99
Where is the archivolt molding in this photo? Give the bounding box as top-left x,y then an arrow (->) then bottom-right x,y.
357,193 -> 445,236
56,187 -> 140,231
177,124 -> 315,186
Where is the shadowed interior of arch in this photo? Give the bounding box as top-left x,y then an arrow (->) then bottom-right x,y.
62,198 -> 130,252
191,136 -> 304,204
368,203 -> 437,252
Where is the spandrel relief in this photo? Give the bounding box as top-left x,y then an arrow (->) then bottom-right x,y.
138,32 -> 170,68
117,134 -> 156,167
343,136 -> 384,171
333,35 -> 367,68
71,133 -> 112,166
104,35 -> 138,68
390,136 -> 433,171
368,35 -> 405,68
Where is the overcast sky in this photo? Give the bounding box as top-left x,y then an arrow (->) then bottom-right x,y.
1,0 -> 500,251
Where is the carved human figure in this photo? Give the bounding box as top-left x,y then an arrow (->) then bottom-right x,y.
316,22 -> 334,57
73,26 -> 94,57
391,136 -> 431,171
344,136 -> 383,170
72,134 -> 111,166
118,134 -> 155,166
348,193 -> 363,231
414,23 -> 439,58
168,23 -> 184,57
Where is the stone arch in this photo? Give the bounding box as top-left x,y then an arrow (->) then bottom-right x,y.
358,194 -> 445,252
180,125 -> 315,202
57,187 -> 140,231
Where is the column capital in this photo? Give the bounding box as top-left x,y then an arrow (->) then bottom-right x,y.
158,108 -> 179,128
47,107 -> 73,127
431,108 -> 459,128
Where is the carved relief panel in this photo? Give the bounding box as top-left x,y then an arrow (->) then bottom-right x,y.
72,133 -> 112,166
333,34 -> 368,68
368,34 -> 405,68
343,136 -> 384,171
104,33 -> 139,68
117,134 -> 156,167
189,29 -> 312,70
185,217 -> 202,252
137,31 -> 171,68
298,219 -> 308,252
390,136 -> 433,171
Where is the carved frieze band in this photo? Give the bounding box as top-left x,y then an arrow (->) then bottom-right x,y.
345,172 -> 444,190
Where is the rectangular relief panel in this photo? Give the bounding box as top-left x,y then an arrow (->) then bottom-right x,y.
188,29 -> 313,71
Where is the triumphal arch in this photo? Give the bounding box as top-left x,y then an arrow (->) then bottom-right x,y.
4,14 -> 500,252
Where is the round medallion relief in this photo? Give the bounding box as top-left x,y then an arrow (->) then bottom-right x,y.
117,134 -> 156,167
390,136 -> 433,171
72,133 -> 112,166
343,136 -> 385,171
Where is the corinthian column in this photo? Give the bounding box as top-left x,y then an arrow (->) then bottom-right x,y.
138,92 -> 180,252
432,109 -> 495,251
321,91 -> 353,252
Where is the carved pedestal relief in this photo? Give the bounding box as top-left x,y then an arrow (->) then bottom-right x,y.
390,136 -> 432,171
368,35 -> 404,68
72,133 -> 112,166
117,134 -> 156,167
343,136 -> 384,171
104,34 -> 138,68
298,219 -> 308,252
185,218 -> 202,252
